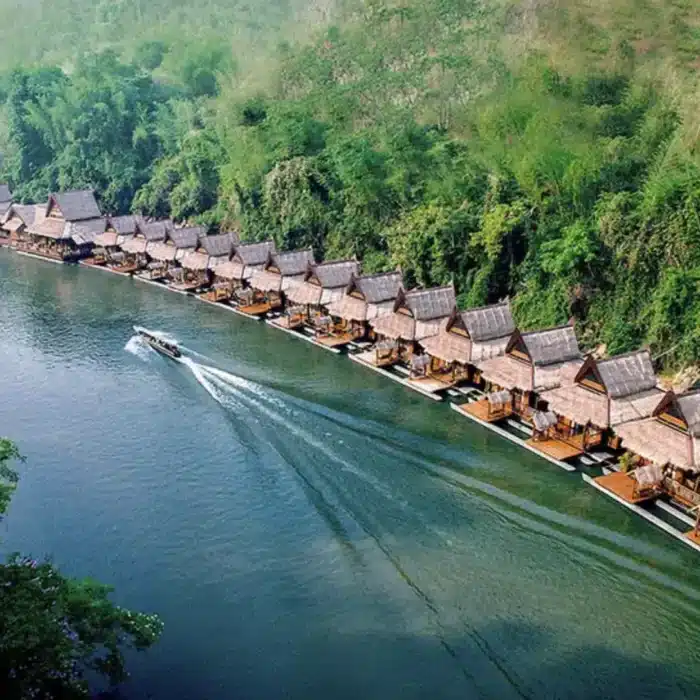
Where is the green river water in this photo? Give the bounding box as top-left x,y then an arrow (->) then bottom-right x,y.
1,248 -> 699,699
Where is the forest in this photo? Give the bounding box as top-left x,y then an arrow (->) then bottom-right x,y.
1,0 -> 700,370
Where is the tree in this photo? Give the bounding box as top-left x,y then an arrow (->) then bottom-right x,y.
0,439 -> 163,699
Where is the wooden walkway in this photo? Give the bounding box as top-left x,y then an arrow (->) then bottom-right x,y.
593,471 -> 657,505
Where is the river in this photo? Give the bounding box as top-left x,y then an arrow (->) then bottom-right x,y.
1,249 -> 699,700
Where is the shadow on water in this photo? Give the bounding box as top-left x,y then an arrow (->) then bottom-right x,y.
121,619 -> 699,700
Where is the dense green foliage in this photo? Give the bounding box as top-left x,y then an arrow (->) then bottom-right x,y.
0,439 -> 163,698
1,0 -> 700,368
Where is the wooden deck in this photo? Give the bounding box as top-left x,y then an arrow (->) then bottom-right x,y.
687,530 -> 700,545
454,399 -> 510,424
107,264 -> 139,275
238,301 -> 275,316
170,281 -> 204,292
525,437 -> 584,462
315,332 -> 355,348
268,316 -> 304,330
594,471 -> 657,505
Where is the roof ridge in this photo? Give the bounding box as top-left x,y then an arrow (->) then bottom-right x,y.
276,247 -> 313,255
597,348 -> 651,364
521,322 -> 574,337
406,284 -> 454,296
237,239 -> 274,248
357,269 -> 401,281
462,299 -> 510,314
315,258 -> 357,267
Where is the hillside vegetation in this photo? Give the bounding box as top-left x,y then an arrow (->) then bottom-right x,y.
2,0 -> 700,368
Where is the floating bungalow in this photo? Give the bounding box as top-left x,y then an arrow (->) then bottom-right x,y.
165,226 -> 208,289
1,203 -> 40,249
274,259 -> 360,339
325,270 -> 404,342
176,232 -> 238,292
205,240 -> 276,305
357,285 -> 456,368
416,300 -> 515,394
26,190 -> 105,262
539,350 -> 662,463
137,220 -> 175,279
238,248 -> 316,319
456,324 -> 582,430
615,390 -> 700,517
90,215 -> 141,270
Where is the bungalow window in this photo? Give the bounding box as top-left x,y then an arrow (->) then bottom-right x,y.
578,368 -> 605,393
657,411 -> 688,432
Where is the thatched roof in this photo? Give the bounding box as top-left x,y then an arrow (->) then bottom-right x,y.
181,251 -> 210,271
107,215 -> 140,235
147,241 -> 177,262
66,217 -> 107,244
234,240 -> 276,266
326,294 -> 368,322
542,384 -> 608,427
595,350 -> 657,398
478,355 -> 582,393
542,384 -> 662,428
617,419 -> 696,470
2,203 -> 36,231
420,332 -> 472,364
285,280 -> 323,306
370,311 -> 416,341
250,269 -> 282,292
675,391 -> 700,436
271,249 -> 315,276
93,231 -> 119,248
311,260 -> 360,289
121,238 -> 147,254
50,190 -> 101,221
611,389 -> 663,425
354,271 -> 403,303
169,225 -> 205,250
212,261 -> 244,280
29,217 -> 69,240
137,219 -> 172,241
200,233 -> 237,258
461,300 -> 515,342
518,325 -> 581,366
400,286 -> 456,321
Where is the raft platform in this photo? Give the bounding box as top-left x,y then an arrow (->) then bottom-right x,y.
349,351 -> 443,401
582,473 -> 700,554
14,250 -> 65,265
266,319 -> 342,354
450,402 -> 576,471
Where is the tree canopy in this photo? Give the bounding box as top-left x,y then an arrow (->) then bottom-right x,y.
1,0 -> 700,368
0,439 -> 163,699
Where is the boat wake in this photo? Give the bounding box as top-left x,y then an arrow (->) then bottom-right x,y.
122,331 -> 700,696
124,334 -> 155,361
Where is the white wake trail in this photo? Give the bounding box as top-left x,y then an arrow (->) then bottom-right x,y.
124,334 -> 154,361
